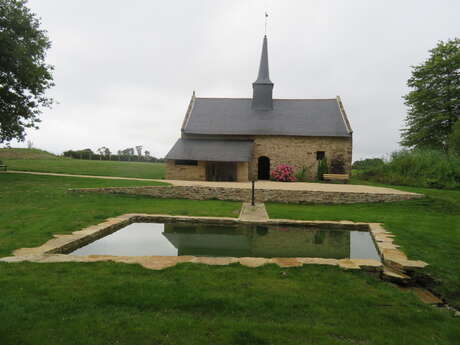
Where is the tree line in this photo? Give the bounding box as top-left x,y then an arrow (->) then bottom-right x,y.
63,145 -> 165,163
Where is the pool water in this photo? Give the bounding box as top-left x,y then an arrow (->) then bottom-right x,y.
70,222 -> 380,260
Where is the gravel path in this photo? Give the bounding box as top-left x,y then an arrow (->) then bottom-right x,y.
5,170 -> 418,196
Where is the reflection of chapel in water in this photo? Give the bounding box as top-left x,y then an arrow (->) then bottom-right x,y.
162,223 -> 351,258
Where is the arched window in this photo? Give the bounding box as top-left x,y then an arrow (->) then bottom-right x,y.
257,156 -> 270,180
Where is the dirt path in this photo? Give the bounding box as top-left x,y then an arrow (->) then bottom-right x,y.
5,170 -> 164,182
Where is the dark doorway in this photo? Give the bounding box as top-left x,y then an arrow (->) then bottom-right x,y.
206,162 -> 237,181
257,156 -> 270,180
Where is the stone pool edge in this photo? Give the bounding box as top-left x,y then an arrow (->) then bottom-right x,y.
0,213 -> 428,279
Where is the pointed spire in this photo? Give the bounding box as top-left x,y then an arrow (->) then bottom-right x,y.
252,35 -> 274,110
255,35 -> 272,84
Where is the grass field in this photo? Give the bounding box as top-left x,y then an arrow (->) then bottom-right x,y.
267,184 -> 460,310
0,148 -> 57,160
5,159 -> 166,179
0,173 -> 237,256
0,148 -> 166,179
0,172 -> 459,344
2,262 -> 458,345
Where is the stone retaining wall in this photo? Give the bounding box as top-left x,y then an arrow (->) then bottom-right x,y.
70,185 -> 422,204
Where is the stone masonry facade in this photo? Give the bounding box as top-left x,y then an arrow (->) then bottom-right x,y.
250,135 -> 352,180
165,135 -> 352,182
165,160 -> 206,181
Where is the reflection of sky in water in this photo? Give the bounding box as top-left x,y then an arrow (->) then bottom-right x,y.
350,231 -> 380,260
70,223 -> 380,261
71,223 -> 177,256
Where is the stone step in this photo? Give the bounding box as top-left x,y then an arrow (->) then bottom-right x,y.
382,266 -> 410,282
239,203 -> 269,222
411,288 -> 443,305
399,286 -> 444,305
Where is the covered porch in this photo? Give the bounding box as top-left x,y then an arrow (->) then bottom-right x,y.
165,139 -> 253,182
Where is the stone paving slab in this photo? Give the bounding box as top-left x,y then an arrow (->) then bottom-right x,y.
410,288 -> 444,305
0,254 -> 383,272
239,203 -> 269,222
398,286 -> 446,306
0,212 -> 427,280
383,266 -> 410,281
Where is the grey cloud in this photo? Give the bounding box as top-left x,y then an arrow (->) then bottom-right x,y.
10,0 -> 459,160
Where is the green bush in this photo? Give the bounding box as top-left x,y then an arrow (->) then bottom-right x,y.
358,149 -> 460,189
352,158 -> 384,170
317,158 -> 329,180
295,166 -> 308,181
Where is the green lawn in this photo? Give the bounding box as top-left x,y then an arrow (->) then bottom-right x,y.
0,148 -> 57,160
0,173 -> 238,257
267,185 -> 460,309
2,262 -> 458,345
5,158 -> 166,179
0,147 -> 165,179
0,173 -> 459,344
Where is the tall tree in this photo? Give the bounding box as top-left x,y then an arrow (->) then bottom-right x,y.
121,147 -> 134,160
97,146 -> 109,160
401,38 -> 460,151
135,145 -> 143,158
103,147 -> 111,159
0,0 -> 54,144
449,120 -> 460,155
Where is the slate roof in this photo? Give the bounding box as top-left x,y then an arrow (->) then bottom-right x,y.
182,97 -> 352,137
254,35 -> 272,85
165,139 -> 253,162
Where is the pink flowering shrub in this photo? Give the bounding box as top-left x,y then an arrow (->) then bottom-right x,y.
271,164 -> 297,182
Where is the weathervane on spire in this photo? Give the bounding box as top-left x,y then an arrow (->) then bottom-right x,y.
265,11 -> 269,35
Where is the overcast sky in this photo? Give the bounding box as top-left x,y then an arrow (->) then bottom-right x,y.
9,0 -> 460,160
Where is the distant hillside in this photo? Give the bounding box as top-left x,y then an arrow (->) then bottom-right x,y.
0,148 -> 57,160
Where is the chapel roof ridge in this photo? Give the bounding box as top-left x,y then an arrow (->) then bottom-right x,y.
194,97 -> 339,101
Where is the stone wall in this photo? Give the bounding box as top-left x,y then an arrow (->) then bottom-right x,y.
237,162 -> 249,182
165,135 -> 352,182
251,135 -> 352,180
72,185 -> 422,204
165,160 -> 206,181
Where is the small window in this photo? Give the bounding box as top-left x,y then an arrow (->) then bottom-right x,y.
316,151 -> 325,161
175,160 -> 198,166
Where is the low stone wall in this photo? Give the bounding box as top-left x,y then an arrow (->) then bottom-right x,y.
70,185 -> 422,204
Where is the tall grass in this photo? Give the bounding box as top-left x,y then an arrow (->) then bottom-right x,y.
358,150 -> 460,189
0,148 -> 57,160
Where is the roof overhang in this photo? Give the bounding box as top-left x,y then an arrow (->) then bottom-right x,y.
165,139 -> 253,162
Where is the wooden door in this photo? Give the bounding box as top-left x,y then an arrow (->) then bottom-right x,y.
257,156 -> 270,180
206,162 -> 237,181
